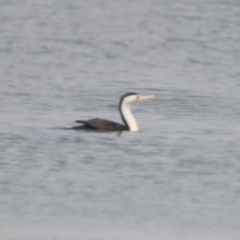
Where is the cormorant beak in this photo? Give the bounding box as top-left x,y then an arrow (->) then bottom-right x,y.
137,94 -> 155,101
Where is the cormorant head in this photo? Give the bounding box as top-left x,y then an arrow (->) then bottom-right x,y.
119,92 -> 155,106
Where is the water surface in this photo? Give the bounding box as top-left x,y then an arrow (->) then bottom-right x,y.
1,0 -> 240,239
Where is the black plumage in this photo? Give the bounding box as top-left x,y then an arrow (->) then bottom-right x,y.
72,118 -> 128,131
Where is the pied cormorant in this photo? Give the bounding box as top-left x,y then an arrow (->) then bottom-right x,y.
72,92 -> 155,131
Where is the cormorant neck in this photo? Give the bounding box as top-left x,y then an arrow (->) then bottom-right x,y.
119,100 -> 139,131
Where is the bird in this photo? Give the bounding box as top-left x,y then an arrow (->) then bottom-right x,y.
72,92 -> 155,132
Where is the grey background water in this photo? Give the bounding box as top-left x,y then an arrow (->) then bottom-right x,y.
1,0 -> 240,239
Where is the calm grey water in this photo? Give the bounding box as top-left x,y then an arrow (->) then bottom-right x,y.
1,0 -> 240,239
